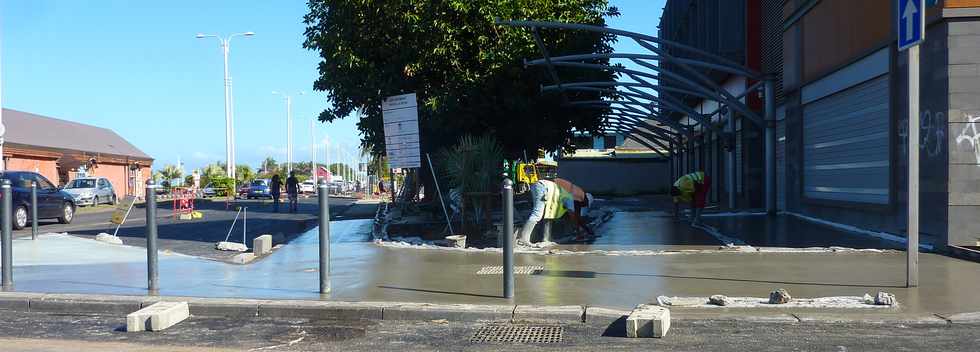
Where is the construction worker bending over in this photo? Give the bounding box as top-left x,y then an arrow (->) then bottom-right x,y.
671,171 -> 710,226
518,179 -> 574,246
554,178 -> 595,240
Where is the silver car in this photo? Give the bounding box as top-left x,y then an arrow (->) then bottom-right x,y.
63,177 -> 116,206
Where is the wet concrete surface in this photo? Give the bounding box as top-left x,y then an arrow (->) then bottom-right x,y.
702,214 -> 908,250
13,197 -> 374,263
1,310 -> 979,351
4,215 -> 980,316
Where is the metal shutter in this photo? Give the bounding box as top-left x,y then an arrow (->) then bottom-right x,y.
803,75 -> 890,204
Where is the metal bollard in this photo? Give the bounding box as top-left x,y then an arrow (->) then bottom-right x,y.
30,182 -> 38,240
318,179 -> 331,294
2,179 -> 12,289
502,178 -> 514,299
145,180 -> 159,293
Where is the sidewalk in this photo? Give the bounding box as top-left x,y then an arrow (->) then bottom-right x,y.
2,214 -> 980,320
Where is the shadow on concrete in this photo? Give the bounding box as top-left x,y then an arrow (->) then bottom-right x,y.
376,285 -> 505,299
533,270 -> 905,289
702,215 -> 908,250
600,316 -> 629,337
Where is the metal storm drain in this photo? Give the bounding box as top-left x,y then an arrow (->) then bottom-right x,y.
469,324 -> 563,344
476,265 -> 544,275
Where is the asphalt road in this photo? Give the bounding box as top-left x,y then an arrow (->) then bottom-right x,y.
0,310 -> 978,351
12,196 -> 376,263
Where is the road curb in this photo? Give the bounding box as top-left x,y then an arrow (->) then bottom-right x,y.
0,292 -> 974,326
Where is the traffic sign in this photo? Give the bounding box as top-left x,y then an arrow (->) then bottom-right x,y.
897,0 -> 925,51
382,93 -> 422,169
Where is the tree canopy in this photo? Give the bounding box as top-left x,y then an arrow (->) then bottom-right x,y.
303,0 -> 618,158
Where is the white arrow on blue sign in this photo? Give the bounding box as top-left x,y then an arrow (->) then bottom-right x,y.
898,0 -> 925,51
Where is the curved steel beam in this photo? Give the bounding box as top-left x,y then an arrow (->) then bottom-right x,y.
567,100 -> 691,136
497,20 -> 761,79
528,53 -> 757,78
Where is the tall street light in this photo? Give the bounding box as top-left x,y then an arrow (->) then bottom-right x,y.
195,31 -> 254,184
273,91 -> 304,174
310,119 -> 318,185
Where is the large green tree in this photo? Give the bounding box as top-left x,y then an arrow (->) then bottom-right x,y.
302,0 -> 618,158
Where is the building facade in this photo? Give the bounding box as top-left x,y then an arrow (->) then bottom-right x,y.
661,0 -> 980,252
3,109 -> 154,199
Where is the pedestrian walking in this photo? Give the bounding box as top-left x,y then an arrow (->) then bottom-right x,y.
270,174 -> 283,212
671,171 -> 710,226
286,171 -> 300,213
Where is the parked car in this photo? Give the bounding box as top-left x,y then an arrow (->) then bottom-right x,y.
247,179 -> 272,199
237,184 -> 250,199
62,177 -> 116,206
0,171 -> 76,230
300,180 -> 316,194
201,183 -> 217,198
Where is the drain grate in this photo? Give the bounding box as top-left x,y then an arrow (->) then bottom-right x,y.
469,324 -> 563,344
476,265 -> 544,275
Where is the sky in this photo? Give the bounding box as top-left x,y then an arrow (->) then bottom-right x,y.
1,0 -> 665,172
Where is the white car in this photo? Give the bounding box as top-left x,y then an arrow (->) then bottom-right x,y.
62,177 -> 116,206
299,180 -> 316,194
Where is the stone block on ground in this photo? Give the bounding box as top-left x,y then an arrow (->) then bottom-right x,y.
769,289 -> 792,304
178,213 -> 193,220
875,292 -> 897,306
231,253 -> 256,264
215,241 -> 247,252
445,235 -> 466,248
708,295 -> 729,306
383,303 -> 512,322
626,304 -> 670,338
253,234 -> 273,256
95,233 -> 123,245
127,301 -> 189,332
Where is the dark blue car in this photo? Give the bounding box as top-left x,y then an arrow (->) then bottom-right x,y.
0,171 -> 76,230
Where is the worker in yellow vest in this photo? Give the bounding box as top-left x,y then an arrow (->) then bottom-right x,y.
671,171 -> 710,226
517,179 -> 574,246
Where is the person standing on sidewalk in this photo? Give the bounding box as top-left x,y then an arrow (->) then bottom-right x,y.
270,174 -> 283,212
286,171 -> 300,213
671,171 -> 710,226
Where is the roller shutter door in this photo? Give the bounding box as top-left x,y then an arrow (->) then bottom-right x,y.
802,75 -> 890,204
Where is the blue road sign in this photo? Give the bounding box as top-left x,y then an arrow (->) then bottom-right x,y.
898,0 -> 925,51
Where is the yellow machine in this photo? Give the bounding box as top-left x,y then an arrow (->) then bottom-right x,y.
514,160 -> 559,194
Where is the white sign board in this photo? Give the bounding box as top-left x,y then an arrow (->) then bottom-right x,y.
382,93 -> 422,168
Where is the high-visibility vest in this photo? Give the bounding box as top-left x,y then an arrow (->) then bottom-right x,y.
673,171 -> 705,202
541,180 -> 570,220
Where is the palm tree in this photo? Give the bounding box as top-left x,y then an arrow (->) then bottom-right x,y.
236,164 -> 255,184
159,164 -> 182,187
261,157 -> 278,174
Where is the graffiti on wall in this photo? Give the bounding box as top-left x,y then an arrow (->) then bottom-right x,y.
898,110 -> 946,158
955,113 -> 980,164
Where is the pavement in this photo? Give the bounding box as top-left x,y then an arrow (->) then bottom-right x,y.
13,196 -> 377,263
0,309 -> 978,351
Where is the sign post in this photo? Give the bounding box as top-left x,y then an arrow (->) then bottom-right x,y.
898,0 -> 924,288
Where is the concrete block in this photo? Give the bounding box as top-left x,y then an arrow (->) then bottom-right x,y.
382,303 -> 512,322
178,213 -> 193,220
0,293 -> 33,311
584,307 -> 629,323
258,301 -> 384,321
445,235 -> 466,248
793,313 -> 946,325
231,253 -> 256,264
127,301 -> 189,332
626,304 -> 670,338
513,305 -> 584,323
253,234 -> 273,256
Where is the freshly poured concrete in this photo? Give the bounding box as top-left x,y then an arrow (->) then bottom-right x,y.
2,214 -> 979,317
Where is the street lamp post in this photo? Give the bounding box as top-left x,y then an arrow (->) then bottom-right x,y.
273,91 -> 304,174
196,32 -> 254,189
311,119 -> 318,185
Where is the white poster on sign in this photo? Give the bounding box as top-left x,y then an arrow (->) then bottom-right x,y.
382,93 -> 422,168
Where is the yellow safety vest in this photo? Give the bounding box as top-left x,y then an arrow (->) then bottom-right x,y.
673,171 -> 705,203
541,180 -> 570,220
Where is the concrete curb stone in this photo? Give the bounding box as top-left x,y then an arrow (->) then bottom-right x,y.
584,306 -> 630,323
793,312 -> 949,325
944,312 -> 980,324
383,303 -> 512,322
259,301 -> 386,321
513,305 -> 585,323
140,297 -> 266,318
30,293 -> 144,315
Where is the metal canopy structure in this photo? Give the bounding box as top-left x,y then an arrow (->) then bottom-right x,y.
498,20 -> 779,214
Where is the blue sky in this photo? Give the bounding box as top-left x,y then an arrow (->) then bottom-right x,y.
1,0 -> 664,171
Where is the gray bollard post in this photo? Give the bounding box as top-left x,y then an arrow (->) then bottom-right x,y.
2,179 -> 13,290
30,182 -> 38,240
145,180 -> 159,293
502,178 -> 514,299
318,179 -> 331,294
